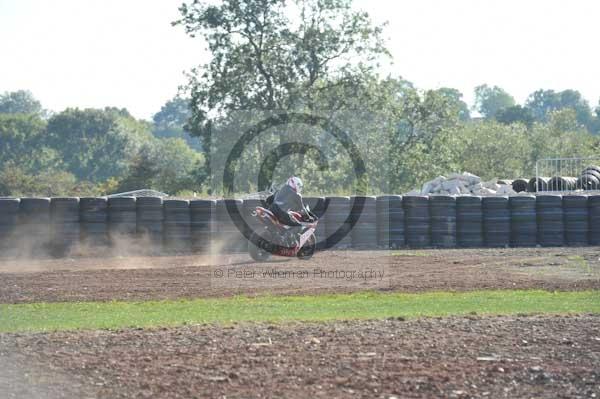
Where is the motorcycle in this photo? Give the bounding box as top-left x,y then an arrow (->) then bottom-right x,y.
247,206 -> 319,261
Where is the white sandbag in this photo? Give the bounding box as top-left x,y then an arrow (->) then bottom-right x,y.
496,184 -> 515,195
406,189 -> 421,196
464,172 -> 481,185
421,181 -> 433,194
431,183 -> 443,193
474,187 -> 497,196
441,179 -> 461,191
459,184 -> 471,194
482,179 -> 500,191
448,186 -> 461,195
448,172 -> 481,185
467,182 -> 483,192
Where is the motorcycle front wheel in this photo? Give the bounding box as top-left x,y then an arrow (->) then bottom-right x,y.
297,233 -> 316,260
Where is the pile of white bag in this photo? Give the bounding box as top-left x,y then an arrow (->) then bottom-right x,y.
407,172 -> 517,196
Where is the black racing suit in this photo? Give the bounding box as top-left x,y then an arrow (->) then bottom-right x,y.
266,185 -> 309,246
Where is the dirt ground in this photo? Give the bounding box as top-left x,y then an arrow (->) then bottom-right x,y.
1,248 -> 599,398
0,247 -> 599,304
1,315 -> 599,398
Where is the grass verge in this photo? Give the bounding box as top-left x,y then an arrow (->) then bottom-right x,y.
1,290 -> 599,333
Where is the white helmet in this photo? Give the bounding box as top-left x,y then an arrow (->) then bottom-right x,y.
286,176 -> 303,194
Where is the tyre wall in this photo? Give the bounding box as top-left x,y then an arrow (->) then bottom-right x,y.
376,195 -> 404,249
456,196 -> 483,248
1,195 -> 599,257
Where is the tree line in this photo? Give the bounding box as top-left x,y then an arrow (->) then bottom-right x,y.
0,92 -> 201,196
1,0 -> 599,197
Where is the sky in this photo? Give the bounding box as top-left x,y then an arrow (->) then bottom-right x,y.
1,0 -> 599,120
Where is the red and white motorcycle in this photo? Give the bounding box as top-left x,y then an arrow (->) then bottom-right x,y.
247,206 -> 319,261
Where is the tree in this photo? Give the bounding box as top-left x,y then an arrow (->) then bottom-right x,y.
118,138 -> 203,194
153,97 -> 192,129
527,108 -> 599,163
592,100 -> 600,134
116,147 -> 160,193
525,89 -> 594,130
0,90 -> 43,115
45,108 -> 154,182
175,0 -> 389,186
0,113 -> 61,172
388,87 -> 464,191
495,105 -> 534,127
473,84 -> 515,118
434,88 -> 470,121
0,162 -> 92,197
152,96 -> 202,150
449,121 -> 531,180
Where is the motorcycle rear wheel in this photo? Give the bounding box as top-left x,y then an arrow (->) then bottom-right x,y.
248,232 -> 272,262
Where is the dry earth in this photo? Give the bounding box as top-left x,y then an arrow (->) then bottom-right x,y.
1,316 -> 599,398
0,247 -> 599,303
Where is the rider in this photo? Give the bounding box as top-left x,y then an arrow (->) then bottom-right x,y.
266,176 -> 313,247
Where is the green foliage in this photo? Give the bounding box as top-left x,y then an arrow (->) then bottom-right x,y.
117,138 -> 203,194
175,0 -> 390,179
45,108 -> 154,182
1,290 -> 598,332
448,121 -> 532,180
152,96 -> 202,150
0,162 -> 98,197
0,90 -> 43,115
2,0 -> 600,198
495,105 -> 534,127
434,87 -> 470,121
526,89 -> 595,132
0,113 -> 61,172
473,84 -> 515,118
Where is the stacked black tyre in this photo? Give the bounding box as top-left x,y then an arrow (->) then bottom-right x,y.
190,199 -> 215,253
403,196 -> 430,248
528,177 -> 549,193
163,200 -> 191,253
80,197 -> 109,247
482,196 -> 510,247
563,195 -> 589,246
0,198 -> 20,254
536,195 -> 564,247
376,195 -> 404,249
325,196 -> 351,249
456,196 -> 483,248
589,195 -> 600,245
577,166 -> 600,191
511,179 -> 529,193
18,198 -> 51,254
303,197 -> 327,250
0,198 -> 19,254
108,197 -> 137,245
548,177 -> 577,191
349,196 -> 377,249
215,199 -> 245,253
429,196 -> 456,248
510,196 -> 537,247
50,197 -> 80,256
136,197 -> 163,251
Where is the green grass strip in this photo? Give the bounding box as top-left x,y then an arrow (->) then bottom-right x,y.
0,290 -> 599,333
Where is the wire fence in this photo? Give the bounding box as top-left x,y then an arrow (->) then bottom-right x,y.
535,157 -> 600,193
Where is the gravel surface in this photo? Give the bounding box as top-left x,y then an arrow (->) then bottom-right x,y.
2,315 -> 599,398
1,248 -> 599,304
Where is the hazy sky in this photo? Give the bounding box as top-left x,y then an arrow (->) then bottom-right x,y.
1,0 -> 599,120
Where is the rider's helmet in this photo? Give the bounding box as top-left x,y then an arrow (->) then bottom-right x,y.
286,176 -> 303,194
